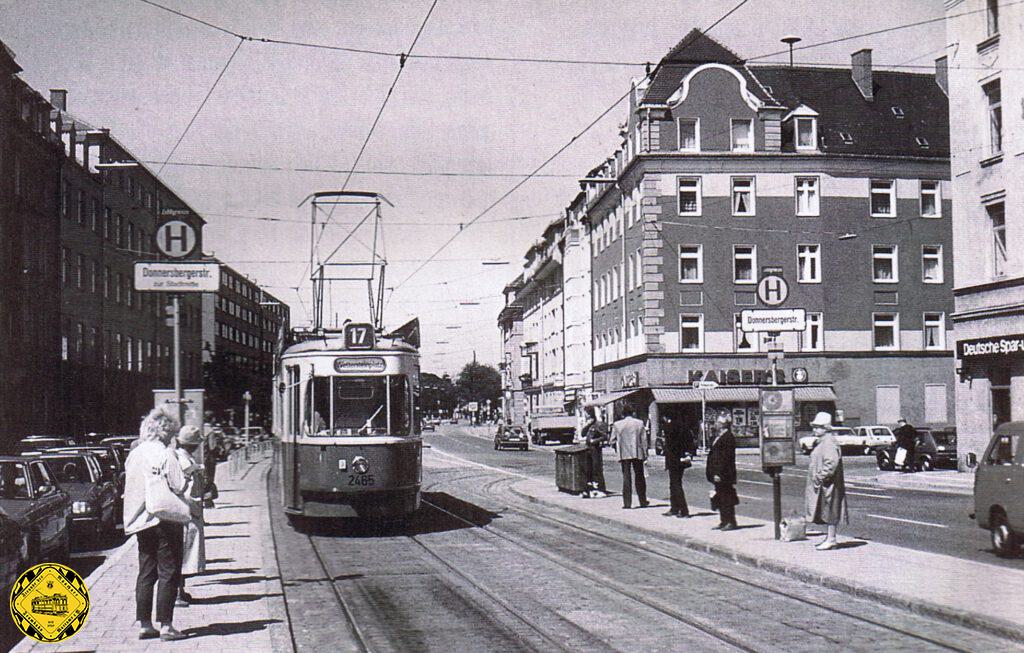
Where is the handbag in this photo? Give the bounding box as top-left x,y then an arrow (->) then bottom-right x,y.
780,515 -> 807,542
145,471 -> 191,524
894,447 -> 908,467
678,455 -> 693,470
203,482 -> 219,502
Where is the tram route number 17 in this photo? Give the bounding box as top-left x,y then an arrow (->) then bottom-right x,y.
345,322 -> 375,350
348,475 -> 375,486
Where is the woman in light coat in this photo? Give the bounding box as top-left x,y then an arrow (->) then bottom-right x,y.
123,407 -> 188,641
804,411 -> 848,550
174,425 -> 206,606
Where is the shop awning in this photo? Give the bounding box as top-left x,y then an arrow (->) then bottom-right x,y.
651,387 -> 758,403
794,386 -> 837,402
584,388 -> 642,407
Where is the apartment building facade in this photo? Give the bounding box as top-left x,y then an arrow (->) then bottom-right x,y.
585,32 -> 956,444
946,0 -> 1024,463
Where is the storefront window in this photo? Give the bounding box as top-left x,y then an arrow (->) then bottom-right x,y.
992,367 -> 1011,428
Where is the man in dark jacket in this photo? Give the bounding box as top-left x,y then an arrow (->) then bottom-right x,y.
706,414 -> 739,530
661,415 -> 690,517
581,410 -> 609,497
893,418 -> 917,473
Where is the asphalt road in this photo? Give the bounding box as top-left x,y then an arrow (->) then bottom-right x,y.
426,424 -> 1014,569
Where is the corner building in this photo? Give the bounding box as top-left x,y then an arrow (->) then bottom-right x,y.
588,31 -> 956,444
945,0 -> 1024,464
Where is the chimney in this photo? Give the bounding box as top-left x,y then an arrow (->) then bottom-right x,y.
851,49 -> 873,101
935,56 -> 948,96
49,89 -> 67,111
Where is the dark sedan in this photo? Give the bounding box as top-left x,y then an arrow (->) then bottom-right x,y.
0,512 -> 28,592
0,456 -> 71,564
34,453 -> 117,544
52,446 -> 126,520
10,436 -> 75,455
875,428 -> 957,471
495,426 -> 529,451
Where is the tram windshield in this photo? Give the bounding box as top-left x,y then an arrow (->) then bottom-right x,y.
305,375 -> 411,436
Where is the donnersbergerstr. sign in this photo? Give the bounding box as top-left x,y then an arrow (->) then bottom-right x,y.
741,308 -> 806,332
134,262 -> 220,292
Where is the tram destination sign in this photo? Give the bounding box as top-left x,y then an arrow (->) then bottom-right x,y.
134,262 -> 220,292
741,308 -> 806,333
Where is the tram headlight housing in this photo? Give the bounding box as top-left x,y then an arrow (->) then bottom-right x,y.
72,501 -> 91,514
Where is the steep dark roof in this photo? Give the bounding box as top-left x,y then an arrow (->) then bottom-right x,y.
752,66 -> 949,158
643,29 -> 775,106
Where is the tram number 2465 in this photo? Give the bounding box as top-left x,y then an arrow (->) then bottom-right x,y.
348,475 -> 375,486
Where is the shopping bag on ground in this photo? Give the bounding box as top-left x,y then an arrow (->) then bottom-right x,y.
780,514 -> 807,542
894,447 -> 908,467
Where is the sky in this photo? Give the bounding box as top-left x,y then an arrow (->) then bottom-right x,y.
0,0 -> 947,376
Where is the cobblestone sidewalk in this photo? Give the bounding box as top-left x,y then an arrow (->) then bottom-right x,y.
13,456 -> 288,653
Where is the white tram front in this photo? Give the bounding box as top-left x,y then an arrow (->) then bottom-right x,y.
274,323 -> 422,520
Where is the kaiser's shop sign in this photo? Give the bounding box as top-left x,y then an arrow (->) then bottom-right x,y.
957,333 -> 1024,360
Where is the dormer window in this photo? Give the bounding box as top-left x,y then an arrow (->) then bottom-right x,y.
731,119 -> 753,152
915,137 -> 930,149
795,117 -> 817,151
678,118 -> 699,152
839,131 -> 854,144
891,106 -> 905,119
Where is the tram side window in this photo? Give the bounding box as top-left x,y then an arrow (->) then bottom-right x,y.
287,366 -> 300,436
389,376 -> 411,436
306,377 -> 331,435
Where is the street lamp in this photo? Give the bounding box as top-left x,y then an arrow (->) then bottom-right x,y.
243,390 -> 252,455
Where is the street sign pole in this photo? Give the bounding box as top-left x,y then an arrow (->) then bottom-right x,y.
243,390 -> 252,460
700,388 -> 707,452
172,295 -> 184,427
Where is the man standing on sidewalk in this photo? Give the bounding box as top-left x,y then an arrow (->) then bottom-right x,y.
707,414 -> 739,530
582,409 -> 610,497
611,406 -> 648,509
662,415 -> 691,518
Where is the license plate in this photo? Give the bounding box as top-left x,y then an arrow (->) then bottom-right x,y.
338,459 -> 347,470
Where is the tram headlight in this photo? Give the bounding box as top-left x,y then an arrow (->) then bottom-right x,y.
72,501 -> 91,514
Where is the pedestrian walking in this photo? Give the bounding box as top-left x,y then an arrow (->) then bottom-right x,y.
581,409 -> 610,497
661,415 -> 691,518
202,423 -> 221,507
706,413 -> 738,530
123,407 -> 189,641
610,406 -> 648,509
804,412 -> 848,551
894,418 -> 917,473
174,425 -> 206,607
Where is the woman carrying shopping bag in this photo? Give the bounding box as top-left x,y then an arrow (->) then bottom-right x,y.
174,425 -> 206,607
123,407 -> 190,642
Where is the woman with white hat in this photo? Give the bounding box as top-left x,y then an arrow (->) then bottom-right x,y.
174,425 -> 206,606
804,411 -> 848,550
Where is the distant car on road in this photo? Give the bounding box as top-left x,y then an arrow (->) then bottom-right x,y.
0,456 -> 71,564
973,422 -> 1024,557
875,428 -> 957,471
421,419 -> 435,432
495,426 -> 529,451
799,427 -> 860,454
853,425 -> 897,453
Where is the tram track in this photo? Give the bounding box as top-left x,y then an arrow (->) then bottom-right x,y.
453,471 -> 998,653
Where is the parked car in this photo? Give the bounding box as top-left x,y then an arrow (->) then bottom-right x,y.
495,426 -> 529,451
0,512 -> 28,592
875,428 -> 957,471
421,419 -> 436,432
972,422 -> 1024,557
853,425 -> 897,452
799,427 -> 860,454
33,452 -> 117,543
0,456 -> 71,564
52,446 -> 126,521
10,436 -> 75,455
100,435 -> 138,458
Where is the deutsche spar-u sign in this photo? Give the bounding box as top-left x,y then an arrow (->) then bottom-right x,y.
155,220 -> 196,258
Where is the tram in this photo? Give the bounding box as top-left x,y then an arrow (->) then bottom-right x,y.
274,321 -> 422,521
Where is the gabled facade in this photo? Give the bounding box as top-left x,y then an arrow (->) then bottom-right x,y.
585,31 -> 955,444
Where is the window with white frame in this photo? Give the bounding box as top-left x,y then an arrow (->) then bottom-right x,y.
731,177 -> 755,216
678,118 -> 699,151
984,79 -> 1002,156
634,248 -> 643,289
734,314 -> 759,352
795,176 -> 819,216
678,177 -> 701,215
872,313 -> 900,350
920,180 -> 941,217
872,245 -> 898,282
923,312 -> 945,350
613,266 -> 621,300
625,195 -> 633,228
988,201 -> 1007,277
626,253 -> 634,289
731,119 -> 753,151
632,187 -> 641,226
795,117 -> 817,150
801,313 -> 824,351
870,179 -> 896,217
987,0 -> 1000,36
921,245 -> 943,283
679,244 -> 703,283
797,244 -> 821,283
733,245 -> 757,284
680,314 -> 704,352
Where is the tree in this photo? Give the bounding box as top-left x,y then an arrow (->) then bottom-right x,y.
455,361 -> 501,406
